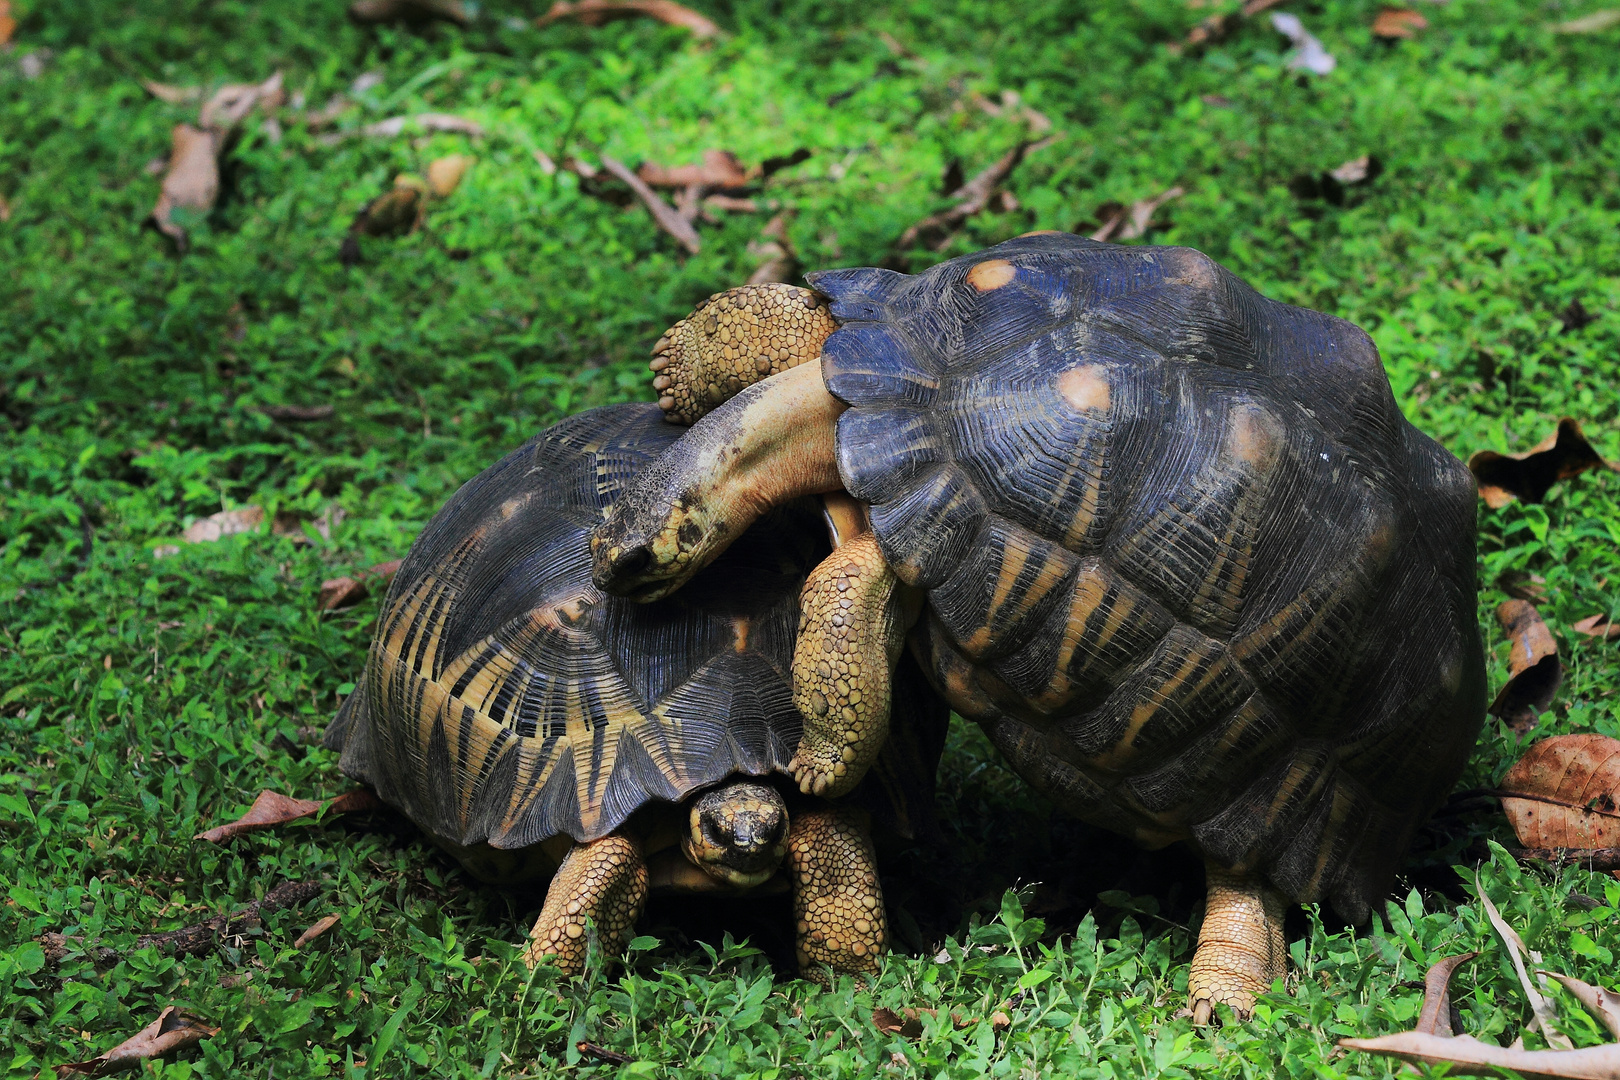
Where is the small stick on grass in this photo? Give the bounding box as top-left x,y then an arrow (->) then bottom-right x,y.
598,154 -> 702,254
576,1042 -> 635,1065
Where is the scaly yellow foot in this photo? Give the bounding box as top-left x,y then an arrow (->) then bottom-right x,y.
523,834 -> 647,974
788,806 -> 886,980
650,284 -> 836,424
1188,862 -> 1287,1024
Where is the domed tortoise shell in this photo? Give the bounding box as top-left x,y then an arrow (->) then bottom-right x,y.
325,404 -> 944,867
806,233 -> 1485,922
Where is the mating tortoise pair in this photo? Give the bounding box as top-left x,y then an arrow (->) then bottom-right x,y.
332,233 -> 1485,1020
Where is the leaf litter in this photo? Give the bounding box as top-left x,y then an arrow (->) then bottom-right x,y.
1500,734 -> 1620,877
55,1008 -> 220,1078
1372,8 -> 1429,39
1489,599 -> 1563,732
196,788 -> 380,843
150,73 -> 285,250
536,0 -> 721,38
1468,418 -> 1618,507
1271,13 -> 1336,75
319,559 -> 403,611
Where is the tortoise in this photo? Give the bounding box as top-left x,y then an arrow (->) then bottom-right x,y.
324,403 -> 946,977
589,234 -> 1487,1021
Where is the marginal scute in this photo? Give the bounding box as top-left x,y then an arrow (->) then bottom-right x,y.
822,322 -> 941,408
867,463 -> 987,589
835,407 -> 944,504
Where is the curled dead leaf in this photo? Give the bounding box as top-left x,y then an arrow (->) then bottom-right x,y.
1372,8 -> 1428,39
361,113 -> 484,139
1476,869 -> 1574,1050
197,72 -> 284,133
871,1006 -> 972,1039
1572,614 -> 1620,641
196,787 -> 380,843
0,0 -> 13,46
1468,418 -> 1617,507
1415,952 -> 1476,1036
1489,599 -> 1562,732
319,559 -> 403,611
293,914 -> 341,949
142,81 -> 202,105
537,0 -> 721,38
56,1008 -> 219,1078
1338,1031 -> 1620,1078
151,124 -> 220,249
1501,735 -> 1620,877
1272,12 -> 1336,74
1090,186 -> 1185,243
894,138 -> 1055,259
179,505 -> 264,545
427,154 -> 474,198
1540,972 -> 1620,1040
341,178 -> 427,265
638,149 -> 750,189
746,212 -> 798,285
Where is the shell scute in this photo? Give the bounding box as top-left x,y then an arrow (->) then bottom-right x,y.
868,463 -> 988,589
926,514 -> 1079,663
836,407 -> 944,504
822,322 -> 941,407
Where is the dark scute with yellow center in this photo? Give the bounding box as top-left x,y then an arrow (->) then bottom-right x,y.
325,404 -> 947,877
682,781 -> 790,888
807,234 -> 1485,924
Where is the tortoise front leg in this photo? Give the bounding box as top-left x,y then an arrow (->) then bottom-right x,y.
1188,863 -> 1287,1024
787,806 -> 886,980
790,533 -> 914,798
650,284 -> 836,425
523,834 -> 648,975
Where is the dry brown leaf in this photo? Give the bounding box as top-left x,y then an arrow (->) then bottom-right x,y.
871,1006 -> 972,1039
598,153 -> 702,254
0,192 -> 12,223
1416,952 -> 1478,1036
1468,418 -> 1618,507
293,914 -> 341,949
1372,8 -> 1428,38
537,0 -> 721,38
318,559 -> 403,611
637,149 -> 750,189
427,154 -> 474,197
1338,1031 -> 1620,1078
1501,735 -> 1620,875
0,0 -> 13,46
1572,614 -> 1620,641
1329,155 -> 1378,185
1090,186 -> 1185,243
341,178 -> 427,264
1541,972 -> 1620,1040
198,72 -> 285,133
181,505 -> 264,544
1182,0 -> 1286,47
1476,869 -> 1574,1050
1489,599 -> 1562,732
258,403 -> 336,421
56,1008 -> 219,1077
349,0 -> 471,24
1549,9 -> 1620,33
746,212 -> 798,284
196,788 -> 379,843
151,124 -> 221,249
359,113 -> 484,139
1500,570 -> 1549,602
142,81 -> 202,105
990,1010 -> 1012,1030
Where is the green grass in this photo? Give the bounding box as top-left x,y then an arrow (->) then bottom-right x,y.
4,0 -> 1620,1075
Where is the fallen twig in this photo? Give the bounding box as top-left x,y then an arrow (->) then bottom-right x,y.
1508,847 -> 1620,872
598,153 -> 702,254
40,881 -> 322,968
1090,186 -> 1185,242
538,0 -> 720,38
576,1042 -> 635,1065
894,137 -> 1054,256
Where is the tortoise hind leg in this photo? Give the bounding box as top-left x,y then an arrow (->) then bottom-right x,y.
1188,863 -> 1288,1024
650,284 -> 836,425
523,834 -> 648,975
788,806 -> 886,981
790,532 -> 915,798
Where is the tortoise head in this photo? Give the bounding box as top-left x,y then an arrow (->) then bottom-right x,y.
681,780 -> 790,889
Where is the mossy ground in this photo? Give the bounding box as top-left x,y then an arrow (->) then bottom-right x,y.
3,1 -> 1620,1076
